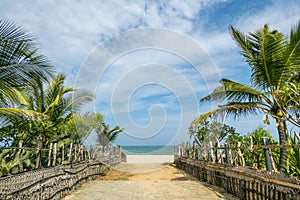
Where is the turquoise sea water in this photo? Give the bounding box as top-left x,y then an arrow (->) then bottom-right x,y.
122,146 -> 174,155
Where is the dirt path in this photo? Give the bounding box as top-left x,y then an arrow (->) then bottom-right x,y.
63,163 -> 237,200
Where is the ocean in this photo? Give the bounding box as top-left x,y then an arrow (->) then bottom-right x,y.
121,145 -> 174,155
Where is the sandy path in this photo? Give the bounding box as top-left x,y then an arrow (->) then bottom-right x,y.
63,163 -> 237,200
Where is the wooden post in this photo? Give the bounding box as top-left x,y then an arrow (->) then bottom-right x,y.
249,136 -> 261,169
228,141 -> 233,165
47,143 -> 53,167
52,142 -> 57,166
268,148 -> 277,172
237,142 -> 245,166
216,139 -> 220,163
219,145 -> 224,164
209,141 -> 215,163
83,146 -> 86,160
61,143 -> 65,164
35,141 -> 41,169
74,144 -> 77,162
68,143 -> 73,163
18,140 -> 23,172
225,142 -> 231,165
80,144 -> 84,161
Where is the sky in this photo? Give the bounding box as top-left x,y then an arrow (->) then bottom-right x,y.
1,0 -> 300,146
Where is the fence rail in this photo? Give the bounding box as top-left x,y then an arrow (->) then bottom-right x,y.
175,157 -> 300,200
0,141 -> 122,176
174,143 -> 300,200
0,143 -> 122,199
174,139 -> 300,172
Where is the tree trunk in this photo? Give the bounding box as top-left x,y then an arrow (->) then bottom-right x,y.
277,119 -> 288,172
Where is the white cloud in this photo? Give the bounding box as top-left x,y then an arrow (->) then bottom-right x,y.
235,0 -> 300,34
1,0 -> 299,145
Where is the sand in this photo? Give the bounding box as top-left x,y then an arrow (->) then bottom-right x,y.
63,163 -> 238,200
125,155 -> 174,163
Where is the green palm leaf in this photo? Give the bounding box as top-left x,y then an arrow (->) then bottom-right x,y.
0,19 -> 55,114
201,78 -> 268,103
192,102 -> 262,125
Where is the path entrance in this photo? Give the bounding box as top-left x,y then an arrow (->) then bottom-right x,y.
63,163 -> 236,200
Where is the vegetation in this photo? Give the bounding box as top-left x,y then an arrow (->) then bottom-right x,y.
0,20 -> 54,116
0,20 -> 122,176
96,123 -> 124,146
228,127 -> 280,169
189,120 -> 238,146
192,23 -> 300,172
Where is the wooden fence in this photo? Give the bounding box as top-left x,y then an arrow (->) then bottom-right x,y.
0,141 -> 123,176
174,144 -> 300,200
0,144 -> 122,199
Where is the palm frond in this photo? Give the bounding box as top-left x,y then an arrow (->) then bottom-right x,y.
230,25 -> 287,91
0,20 -> 55,106
277,21 -> 300,89
0,22 -> 55,81
192,102 -> 264,125
201,78 -> 269,104
0,107 -> 46,119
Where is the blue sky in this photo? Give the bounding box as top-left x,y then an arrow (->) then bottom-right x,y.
1,0 -> 300,146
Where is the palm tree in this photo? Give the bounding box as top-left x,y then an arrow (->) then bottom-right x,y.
96,123 -> 123,146
192,23 -> 300,172
0,20 -> 54,115
23,74 -> 94,143
0,74 -> 94,146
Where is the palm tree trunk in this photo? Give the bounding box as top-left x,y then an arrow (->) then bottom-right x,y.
277,119 -> 288,172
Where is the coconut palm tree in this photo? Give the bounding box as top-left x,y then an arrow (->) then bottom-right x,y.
0,73 -> 94,147
23,73 -> 94,143
96,123 -> 123,146
0,20 -> 54,115
192,23 -> 300,172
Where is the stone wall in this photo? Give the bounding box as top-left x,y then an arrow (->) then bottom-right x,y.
175,157 -> 300,200
0,156 -> 121,199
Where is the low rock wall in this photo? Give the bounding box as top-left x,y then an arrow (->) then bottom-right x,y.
175,157 -> 300,200
0,157 -> 121,200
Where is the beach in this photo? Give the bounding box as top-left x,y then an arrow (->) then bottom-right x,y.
125,155 -> 174,163
63,163 -> 234,200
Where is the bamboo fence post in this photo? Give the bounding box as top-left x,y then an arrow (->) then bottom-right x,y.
225,142 -> 231,165
52,142 -> 57,166
18,140 -> 23,172
237,141 -> 245,166
219,145 -> 224,164
83,146 -> 86,160
268,150 -> 277,172
61,143 -> 64,164
228,141 -> 233,165
250,136 -> 253,150
78,144 -> 81,161
74,144 -> 77,162
209,141 -> 215,163
47,143 -> 53,167
35,141 -> 41,169
68,143 -> 73,163
216,139 -> 221,163
249,136 -> 261,169
77,144 -> 80,161
80,144 -> 84,161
